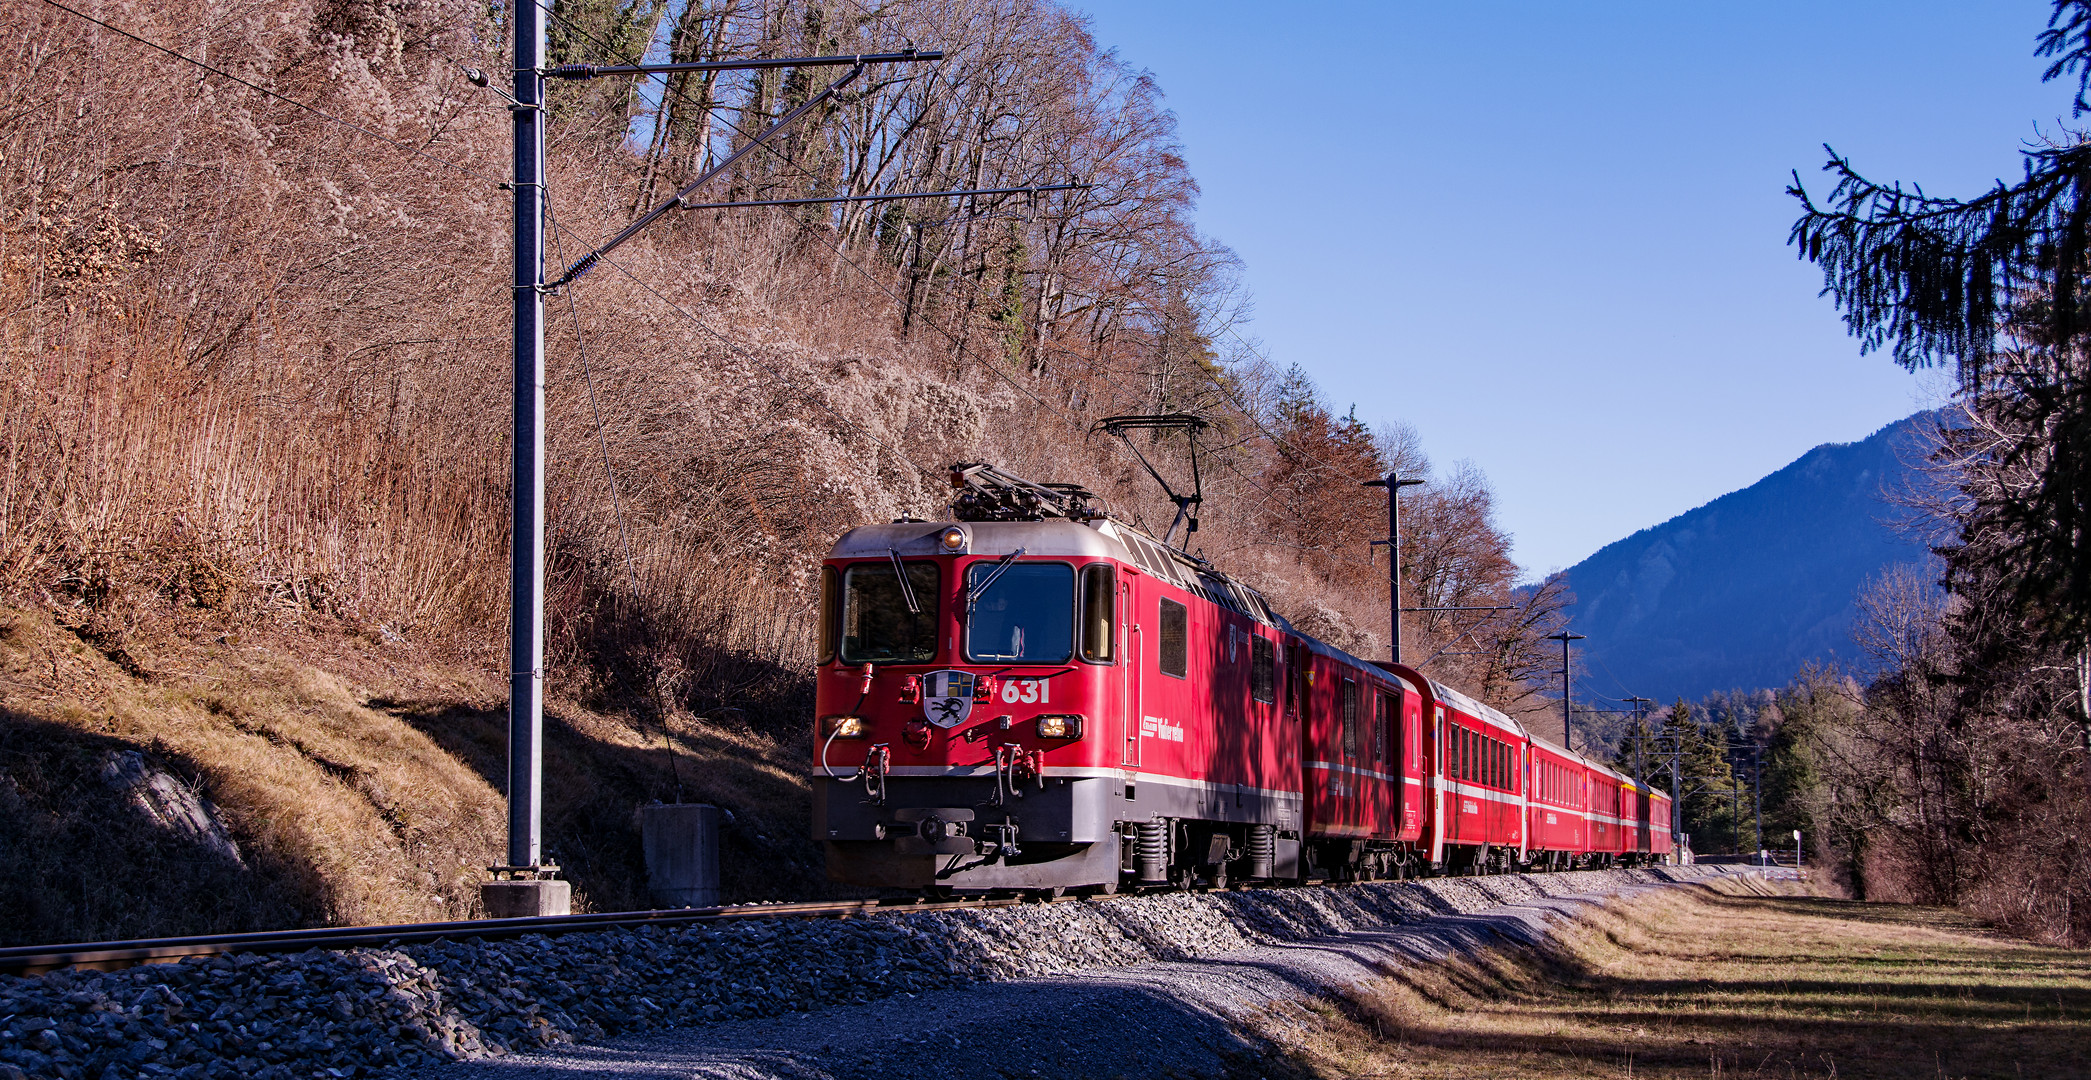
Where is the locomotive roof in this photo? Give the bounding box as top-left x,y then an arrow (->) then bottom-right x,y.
831,519 -> 1122,560
829,518 -> 1286,629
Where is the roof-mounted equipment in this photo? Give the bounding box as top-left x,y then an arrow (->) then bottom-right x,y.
1097,413 -> 1209,550
949,463 -> 1103,522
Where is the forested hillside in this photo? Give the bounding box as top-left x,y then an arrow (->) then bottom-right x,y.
0,0 -> 1566,942
1564,412 -> 1940,701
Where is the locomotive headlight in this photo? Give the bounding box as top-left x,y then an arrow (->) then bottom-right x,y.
823,715 -> 867,738
1035,714 -> 1084,739
938,526 -> 967,553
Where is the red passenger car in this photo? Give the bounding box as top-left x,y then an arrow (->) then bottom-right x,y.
1526,735 -> 1587,867
1426,682 -> 1528,874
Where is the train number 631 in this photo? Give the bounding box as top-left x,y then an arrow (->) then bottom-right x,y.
1000,679 -> 1051,704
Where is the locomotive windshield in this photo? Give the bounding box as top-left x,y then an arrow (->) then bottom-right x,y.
840,562 -> 941,664
965,561 -> 1074,664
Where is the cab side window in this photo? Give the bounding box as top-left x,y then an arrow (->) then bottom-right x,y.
1158,597 -> 1188,678
1079,564 -> 1115,662
818,565 -> 841,661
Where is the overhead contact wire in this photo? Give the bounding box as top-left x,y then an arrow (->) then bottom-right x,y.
529,1 -> 1066,416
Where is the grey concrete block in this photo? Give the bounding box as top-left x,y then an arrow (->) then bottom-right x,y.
481,878 -> 571,918
640,803 -> 722,908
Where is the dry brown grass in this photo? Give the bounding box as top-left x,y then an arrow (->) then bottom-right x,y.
1244,877 -> 2091,1080
0,601 -> 851,945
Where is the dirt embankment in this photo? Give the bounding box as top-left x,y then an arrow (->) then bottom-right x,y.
0,605 -> 843,947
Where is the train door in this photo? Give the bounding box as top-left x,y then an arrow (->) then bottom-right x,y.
1120,576 -> 1141,769
1401,687 -> 1423,839
1339,676 -> 1364,834
1376,688 -> 1400,836
1427,703 -> 1447,866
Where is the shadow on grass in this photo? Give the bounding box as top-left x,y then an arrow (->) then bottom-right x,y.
1315,887 -> 2091,1080
376,697 -> 868,911
0,707 -> 318,946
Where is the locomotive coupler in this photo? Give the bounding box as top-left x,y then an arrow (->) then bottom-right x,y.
891,807 -> 975,855
974,819 -> 1020,859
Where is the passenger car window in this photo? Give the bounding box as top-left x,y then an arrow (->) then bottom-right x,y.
1157,597 -> 1188,678
966,561 -> 1074,664
1250,636 -> 1275,703
1341,679 -> 1359,758
841,561 -> 940,664
1079,564 -> 1115,662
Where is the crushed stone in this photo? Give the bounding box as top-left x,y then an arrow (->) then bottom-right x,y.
0,865 -> 1754,1080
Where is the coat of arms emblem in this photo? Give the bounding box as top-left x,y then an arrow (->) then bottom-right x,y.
921,670 -> 976,728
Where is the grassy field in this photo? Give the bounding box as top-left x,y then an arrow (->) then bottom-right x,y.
1254,875 -> 2091,1079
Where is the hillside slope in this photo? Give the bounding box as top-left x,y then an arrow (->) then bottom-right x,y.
1563,412 -> 1942,701
0,605 -> 848,946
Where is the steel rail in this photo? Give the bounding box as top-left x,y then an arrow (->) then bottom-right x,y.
0,895 -> 1036,978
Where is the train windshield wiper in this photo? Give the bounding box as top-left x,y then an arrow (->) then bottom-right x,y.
887,548 -> 920,614
964,548 -> 1025,615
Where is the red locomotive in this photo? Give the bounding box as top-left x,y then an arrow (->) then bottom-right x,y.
811,462 -> 1671,893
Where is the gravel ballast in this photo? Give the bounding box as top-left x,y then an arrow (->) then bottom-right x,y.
0,865 -> 1761,1080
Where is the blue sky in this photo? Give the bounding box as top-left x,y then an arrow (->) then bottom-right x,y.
1072,1 -> 2069,573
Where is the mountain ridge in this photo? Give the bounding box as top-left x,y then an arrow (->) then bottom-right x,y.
1560,412 -> 1943,702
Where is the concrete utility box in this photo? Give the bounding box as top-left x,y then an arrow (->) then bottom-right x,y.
640,803 -> 722,908
482,878 -> 571,918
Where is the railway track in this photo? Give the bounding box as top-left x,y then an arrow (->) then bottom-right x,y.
1,865 -> 1694,979
0,894 -> 1058,978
